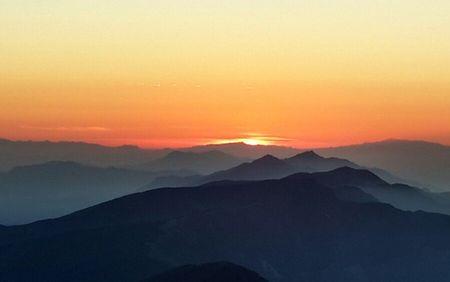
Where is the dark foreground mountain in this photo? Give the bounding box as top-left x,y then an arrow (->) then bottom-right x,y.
145,262 -> 268,282
134,150 -> 247,174
2,168 -> 450,281
317,139 -> 450,191
0,161 -> 176,225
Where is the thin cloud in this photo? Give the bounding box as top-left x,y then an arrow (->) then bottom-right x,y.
20,125 -> 110,132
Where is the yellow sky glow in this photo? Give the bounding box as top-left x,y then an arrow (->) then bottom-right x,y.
1,1 -> 449,148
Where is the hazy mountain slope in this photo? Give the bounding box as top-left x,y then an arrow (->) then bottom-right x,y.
0,138 -> 169,171
317,140 -> 450,191
286,167 -> 449,214
135,150 -> 247,174
0,161 -> 163,225
2,173 -> 450,281
285,151 -> 406,184
145,262 -> 268,282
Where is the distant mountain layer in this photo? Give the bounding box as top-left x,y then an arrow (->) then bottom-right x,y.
186,142 -> 301,159
148,151 -> 400,187
188,139 -> 450,191
317,140 -> 450,191
145,262 -> 268,282
0,161 -> 175,225
2,138 -> 449,191
134,150 -> 247,174
0,138 -> 169,171
3,168 -> 450,281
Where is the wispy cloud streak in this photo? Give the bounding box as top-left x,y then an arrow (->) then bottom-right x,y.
20,125 -> 110,132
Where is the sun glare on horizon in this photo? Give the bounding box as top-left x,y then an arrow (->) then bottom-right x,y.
212,137 -> 274,146
242,139 -> 268,146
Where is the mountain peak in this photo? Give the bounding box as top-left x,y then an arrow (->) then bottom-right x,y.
284,166 -> 388,188
328,166 -> 378,176
326,166 -> 387,184
290,150 -> 323,160
253,154 -> 281,163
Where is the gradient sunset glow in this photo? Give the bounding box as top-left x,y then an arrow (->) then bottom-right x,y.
1,1 -> 449,148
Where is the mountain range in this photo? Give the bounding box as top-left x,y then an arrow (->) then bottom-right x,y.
0,138 -> 168,171
2,167 -> 450,282
188,139 -> 450,190
148,154 -> 450,216
146,151 -> 400,189
1,138 -> 449,191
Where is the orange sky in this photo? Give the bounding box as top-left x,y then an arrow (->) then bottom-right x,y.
1,1 -> 449,148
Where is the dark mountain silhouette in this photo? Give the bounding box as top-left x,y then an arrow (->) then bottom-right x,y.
134,150 -> 247,174
146,160 -> 450,215
317,139 -> 450,191
145,262 -> 268,282
285,151 -> 357,171
0,138 -> 169,171
204,154 -> 297,182
285,167 -> 450,215
146,152 -> 348,189
145,151 -> 402,189
0,161 -> 176,225
145,154 -> 295,189
3,170 -> 450,281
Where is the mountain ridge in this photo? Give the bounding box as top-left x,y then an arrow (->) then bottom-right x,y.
146,151 -> 391,189
147,163 -> 450,216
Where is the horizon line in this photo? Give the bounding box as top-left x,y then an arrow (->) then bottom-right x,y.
1,137 -> 448,151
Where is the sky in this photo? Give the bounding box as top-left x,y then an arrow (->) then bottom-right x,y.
1,0 -> 449,148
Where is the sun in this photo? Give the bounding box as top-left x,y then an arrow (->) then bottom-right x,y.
211,136 -> 273,146
241,138 -> 270,146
